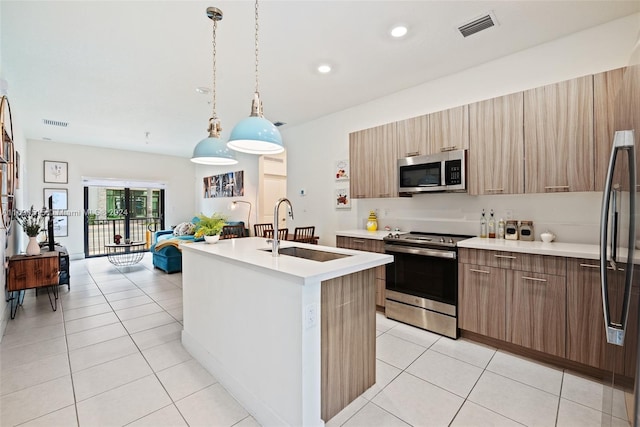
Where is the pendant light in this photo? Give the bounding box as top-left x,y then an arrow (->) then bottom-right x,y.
191,7 -> 238,165
227,0 -> 284,155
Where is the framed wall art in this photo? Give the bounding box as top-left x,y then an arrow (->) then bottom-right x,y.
336,187 -> 350,209
44,188 -> 68,210
53,216 -> 68,237
203,170 -> 244,198
335,159 -> 349,181
43,160 -> 68,184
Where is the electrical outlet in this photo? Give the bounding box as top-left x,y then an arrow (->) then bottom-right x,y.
505,209 -> 513,219
304,303 -> 317,329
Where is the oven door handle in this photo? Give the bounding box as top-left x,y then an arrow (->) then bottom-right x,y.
384,245 -> 456,259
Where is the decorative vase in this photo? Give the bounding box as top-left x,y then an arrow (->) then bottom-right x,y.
26,236 -> 40,256
204,235 -> 220,244
366,210 -> 378,232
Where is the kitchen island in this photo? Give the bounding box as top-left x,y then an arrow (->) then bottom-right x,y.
181,237 -> 393,427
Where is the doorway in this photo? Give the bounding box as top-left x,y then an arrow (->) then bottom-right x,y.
258,152 -> 287,230
84,184 -> 165,257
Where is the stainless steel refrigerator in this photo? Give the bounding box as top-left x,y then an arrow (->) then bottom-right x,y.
600,38 -> 640,426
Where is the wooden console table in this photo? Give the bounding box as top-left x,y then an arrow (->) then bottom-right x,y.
7,251 -> 60,319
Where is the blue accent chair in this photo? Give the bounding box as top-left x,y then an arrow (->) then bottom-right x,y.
150,219 -> 246,273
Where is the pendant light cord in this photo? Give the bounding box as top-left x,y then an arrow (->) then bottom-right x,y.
254,0 -> 260,95
212,16 -> 218,120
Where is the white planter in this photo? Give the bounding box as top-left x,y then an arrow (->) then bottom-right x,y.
204,235 -> 220,244
26,236 -> 40,255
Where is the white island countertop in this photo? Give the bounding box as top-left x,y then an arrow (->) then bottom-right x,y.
181,237 -> 393,285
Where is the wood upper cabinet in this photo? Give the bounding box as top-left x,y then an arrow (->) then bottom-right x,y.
349,123 -> 398,199
397,115 -> 429,159
468,93 -> 524,195
428,105 -> 469,153
594,68 -> 626,191
524,76 -> 594,193
458,262 -> 506,340
506,270 -> 566,358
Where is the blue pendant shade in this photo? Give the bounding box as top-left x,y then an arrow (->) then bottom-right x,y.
228,92 -> 284,155
191,135 -> 238,165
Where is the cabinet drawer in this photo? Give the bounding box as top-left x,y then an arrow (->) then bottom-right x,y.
459,248 -> 565,275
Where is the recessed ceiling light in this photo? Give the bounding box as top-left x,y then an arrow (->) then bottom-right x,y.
195,87 -> 211,94
317,64 -> 332,74
390,25 -> 408,38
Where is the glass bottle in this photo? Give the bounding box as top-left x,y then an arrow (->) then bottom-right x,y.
498,218 -> 505,239
488,209 -> 496,238
480,209 -> 487,238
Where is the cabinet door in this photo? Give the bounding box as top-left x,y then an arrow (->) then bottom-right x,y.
397,115 -> 429,158
458,263 -> 506,340
566,259 -> 625,372
468,93 -> 524,195
524,76 -> 594,193
349,130 -> 373,199
7,255 -> 59,291
507,271 -> 566,357
594,68 -> 626,192
349,123 -> 397,198
428,105 -> 469,153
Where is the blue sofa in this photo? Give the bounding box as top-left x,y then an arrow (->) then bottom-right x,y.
150,219 -> 246,273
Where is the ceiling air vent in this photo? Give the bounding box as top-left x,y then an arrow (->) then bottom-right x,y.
458,12 -> 498,38
42,119 -> 69,127
273,121 -> 286,127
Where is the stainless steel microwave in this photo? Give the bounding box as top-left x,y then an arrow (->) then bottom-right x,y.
398,149 -> 467,194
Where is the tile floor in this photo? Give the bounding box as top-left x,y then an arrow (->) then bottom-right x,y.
0,254 -> 632,427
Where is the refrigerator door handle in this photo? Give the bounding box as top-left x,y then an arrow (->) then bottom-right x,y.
600,130 -> 636,346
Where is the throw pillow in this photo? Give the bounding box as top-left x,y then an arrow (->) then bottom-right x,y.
173,222 -> 196,236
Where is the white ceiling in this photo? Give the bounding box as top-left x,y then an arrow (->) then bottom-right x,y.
2,1 -> 639,158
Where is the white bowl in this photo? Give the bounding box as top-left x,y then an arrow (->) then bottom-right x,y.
540,232 -> 555,243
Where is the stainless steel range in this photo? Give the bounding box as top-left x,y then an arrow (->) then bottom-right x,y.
383,231 -> 472,339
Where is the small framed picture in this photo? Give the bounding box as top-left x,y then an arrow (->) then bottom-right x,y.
336,188 -> 351,209
53,216 -> 68,237
44,188 -> 68,210
335,160 -> 349,181
43,160 -> 68,184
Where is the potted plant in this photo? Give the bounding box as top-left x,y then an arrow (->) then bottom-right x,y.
14,206 -> 47,255
194,213 -> 227,244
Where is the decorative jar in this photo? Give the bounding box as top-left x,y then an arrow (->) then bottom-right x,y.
366,210 -> 378,232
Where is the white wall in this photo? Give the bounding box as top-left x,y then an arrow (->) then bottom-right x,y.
26,140 -> 196,258
282,13 -> 640,246
194,152 -> 260,234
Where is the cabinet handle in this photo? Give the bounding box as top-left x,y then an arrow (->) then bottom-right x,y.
469,268 -> 490,274
579,263 -> 619,271
522,276 -> 547,283
486,188 -> 504,192
406,151 -> 420,157
544,185 -> 570,191
353,240 -> 366,244
440,145 -> 458,152
379,193 -> 390,197
354,194 -> 365,198
494,254 -> 516,259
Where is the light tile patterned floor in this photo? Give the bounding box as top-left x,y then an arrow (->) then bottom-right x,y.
0,254 -> 632,426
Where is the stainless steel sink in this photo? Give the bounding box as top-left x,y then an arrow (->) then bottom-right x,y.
261,246 -> 351,262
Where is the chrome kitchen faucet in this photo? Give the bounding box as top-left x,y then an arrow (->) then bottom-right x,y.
272,198 -> 294,257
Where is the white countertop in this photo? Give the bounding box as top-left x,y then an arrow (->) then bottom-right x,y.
336,229 -> 409,240
458,237 -> 614,260
181,237 -> 393,284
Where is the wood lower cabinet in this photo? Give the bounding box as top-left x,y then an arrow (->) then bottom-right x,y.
458,263 -> 506,340
506,270 -> 566,358
524,76 -> 594,193
468,92 -> 524,195
349,123 -> 397,199
336,236 -> 386,308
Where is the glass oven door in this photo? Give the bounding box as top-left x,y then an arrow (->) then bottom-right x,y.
385,246 -> 457,305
